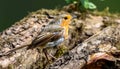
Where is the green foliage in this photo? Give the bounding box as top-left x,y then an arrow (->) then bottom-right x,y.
82,0 -> 96,9
65,0 -> 96,10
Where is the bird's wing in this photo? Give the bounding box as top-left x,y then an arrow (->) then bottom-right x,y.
31,33 -> 56,47
30,32 -> 62,48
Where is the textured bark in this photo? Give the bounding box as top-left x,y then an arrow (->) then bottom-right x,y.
46,24 -> 120,69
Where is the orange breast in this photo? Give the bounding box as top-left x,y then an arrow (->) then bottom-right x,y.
60,14 -> 72,39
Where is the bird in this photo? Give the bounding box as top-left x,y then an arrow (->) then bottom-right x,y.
0,14 -> 72,60
28,14 -> 72,60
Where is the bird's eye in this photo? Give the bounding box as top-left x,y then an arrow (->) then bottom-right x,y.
64,17 -> 68,20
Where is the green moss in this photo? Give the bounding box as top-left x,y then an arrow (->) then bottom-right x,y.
55,45 -> 68,58
8,64 -> 14,69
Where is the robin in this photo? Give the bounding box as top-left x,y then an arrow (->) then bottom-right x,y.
0,14 -> 72,60
32,14 -> 72,60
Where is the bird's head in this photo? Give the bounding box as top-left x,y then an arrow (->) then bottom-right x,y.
45,14 -> 72,39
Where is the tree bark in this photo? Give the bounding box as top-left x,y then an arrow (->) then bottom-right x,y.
46,24 -> 120,69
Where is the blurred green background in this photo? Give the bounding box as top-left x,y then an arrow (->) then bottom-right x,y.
0,0 -> 120,32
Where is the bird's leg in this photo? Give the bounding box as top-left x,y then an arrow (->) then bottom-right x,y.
42,37 -> 64,63
43,48 -> 56,63
43,48 -> 50,63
